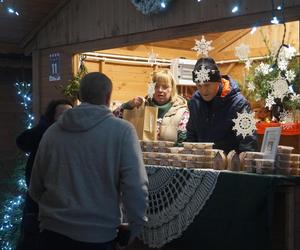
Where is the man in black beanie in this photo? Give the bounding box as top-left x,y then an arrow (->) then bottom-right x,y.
186,57 -> 258,154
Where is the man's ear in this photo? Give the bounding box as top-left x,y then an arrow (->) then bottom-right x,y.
105,92 -> 112,106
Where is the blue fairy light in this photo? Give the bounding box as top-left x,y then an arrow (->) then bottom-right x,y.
231,5 -> 239,13
0,82 -> 32,249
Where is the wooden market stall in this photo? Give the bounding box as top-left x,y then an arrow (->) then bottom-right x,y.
80,21 -> 300,152
23,0 -> 300,249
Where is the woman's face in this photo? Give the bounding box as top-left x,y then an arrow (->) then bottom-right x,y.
196,82 -> 219,102
153,80 -> 172,105
54,104 -> 72,121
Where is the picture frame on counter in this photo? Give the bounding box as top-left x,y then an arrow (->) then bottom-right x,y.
261,127 -> 282,160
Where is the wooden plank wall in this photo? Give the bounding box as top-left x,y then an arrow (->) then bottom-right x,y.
30,0 -> 300,51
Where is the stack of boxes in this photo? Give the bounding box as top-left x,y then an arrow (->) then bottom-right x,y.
242,146 -> 300,175
141,141 -> 300,176
140,141 -> 226,170
276,146 -> 300,175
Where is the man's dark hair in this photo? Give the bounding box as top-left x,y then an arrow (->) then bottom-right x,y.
44,99 -> 73,125
193,57 -> 222,83
79,72 -> 112,105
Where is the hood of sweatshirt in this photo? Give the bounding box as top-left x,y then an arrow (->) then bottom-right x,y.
57,103 -> 113,132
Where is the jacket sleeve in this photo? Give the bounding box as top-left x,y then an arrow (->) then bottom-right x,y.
236,100 -> 259,153
28,135 -> 48,202
119,125 -> 149,240
186,101 -> 198,142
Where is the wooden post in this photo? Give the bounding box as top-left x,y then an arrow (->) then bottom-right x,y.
99,60 -> 105,73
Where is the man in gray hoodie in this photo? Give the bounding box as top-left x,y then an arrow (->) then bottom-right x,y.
29,72 -> 149,250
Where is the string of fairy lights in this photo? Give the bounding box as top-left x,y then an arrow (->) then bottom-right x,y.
133,0 -> 286,33
1,0 -> 287,22
0,82 -> 32,250
15,82 -> 34,129
0,0 -> 19,16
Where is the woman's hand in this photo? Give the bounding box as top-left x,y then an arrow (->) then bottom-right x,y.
128,96 -> 144,108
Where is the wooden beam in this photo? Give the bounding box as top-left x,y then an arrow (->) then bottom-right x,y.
99,45 -> 196,60
211,29 -> 251,54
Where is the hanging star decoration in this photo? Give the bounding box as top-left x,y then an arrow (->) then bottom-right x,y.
235,43 -> 250,61
148,49 -> 158,65
192,36 -> 214,57
232,111 -> 256,138
194,65 -> 211,84
147,81 -> 156,98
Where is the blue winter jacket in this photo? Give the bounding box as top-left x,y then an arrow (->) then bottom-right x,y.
186,76 -> 258,154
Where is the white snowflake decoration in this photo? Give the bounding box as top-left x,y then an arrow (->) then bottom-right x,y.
271,76 -> 290,100
279,110 -> 293,123
235,43 -> 250,61
147,81 -> 156,98
277,59 -> 288,71
285,70 -> 296,83
148,49 -> 157,65
245,59 -> 252,70
291,94 -> 300,102
265,94 -> 275,109
247,81 -> 255,92
255,63 -> 273,75
192,36 -> 214,57
194,65 -> 211,84
278,45 -> 297,61
232,111 -> 256,138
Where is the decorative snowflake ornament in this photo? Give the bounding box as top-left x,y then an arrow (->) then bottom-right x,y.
235,43 -> 250,61
192,36 -> 214,57
245,59 -> 252,70
232,111 -> 256,138
271,76 -> 290,100
194,65 -> 211,84
147,81 -> 156,98
278,45 -> 297,61
265,94 -> 275,109
277,58 -> 288,71
285,70 -> 296,83
247,81 -> 255,92
148,49 -> 157,65
255,62 -> 273,75
291,94 -> 300,102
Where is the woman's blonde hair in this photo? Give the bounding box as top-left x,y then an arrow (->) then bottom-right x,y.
152,70 -> 178,102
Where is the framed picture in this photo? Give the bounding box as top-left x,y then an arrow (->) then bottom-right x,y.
261,127 -> 282,159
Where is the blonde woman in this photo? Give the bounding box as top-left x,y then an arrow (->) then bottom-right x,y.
114,70 -> 189,145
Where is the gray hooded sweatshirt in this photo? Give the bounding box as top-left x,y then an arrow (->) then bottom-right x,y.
29,103 -> 148,243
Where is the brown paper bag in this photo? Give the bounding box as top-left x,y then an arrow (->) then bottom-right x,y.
123,106 -> 158,141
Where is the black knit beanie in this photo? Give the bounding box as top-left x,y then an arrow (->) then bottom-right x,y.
192,57 -> 222,83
